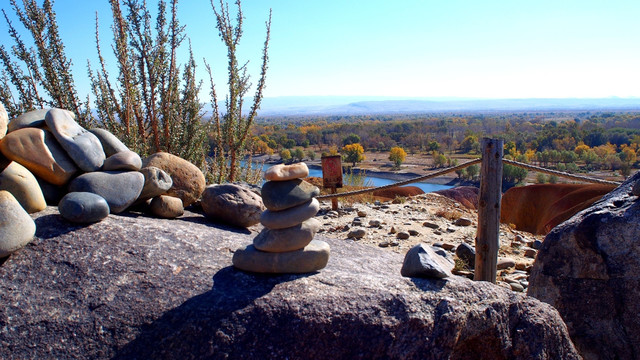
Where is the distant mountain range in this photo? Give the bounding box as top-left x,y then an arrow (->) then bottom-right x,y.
250,96 -> 640,117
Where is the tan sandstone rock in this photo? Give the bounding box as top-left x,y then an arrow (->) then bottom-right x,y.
142,152 -> 205,207
263,162 -> 309,181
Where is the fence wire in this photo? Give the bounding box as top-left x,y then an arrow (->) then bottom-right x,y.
316,158 -> 621,200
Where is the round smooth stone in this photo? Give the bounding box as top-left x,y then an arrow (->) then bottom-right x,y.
201,184 -> 264,227
0,102 -> 7,139
149,195 -> 184,219
0,190 -> 36,258
102,150 -> 142,171
0,127 -> 78,185
260,198 -> 320,230
8,108 -> 48,132
89,128 -> 129,157
232,239 -> 330,274
58,192 -> 110,223
261,179 -> 320,211
253,218 -> 321,253
45,108 -> 105,172
142,152 -> 205,207
136,166 -> 173,203
0,161 -> 46,213
263,163 -> 309,181
68,171 -> 144,213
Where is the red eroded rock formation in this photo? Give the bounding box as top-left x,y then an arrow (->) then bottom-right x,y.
500,183 -> 615,235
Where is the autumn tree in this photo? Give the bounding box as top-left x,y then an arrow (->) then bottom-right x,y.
342,143 -> 365,167
389,146 -> 407,168
279,148 -> 291,163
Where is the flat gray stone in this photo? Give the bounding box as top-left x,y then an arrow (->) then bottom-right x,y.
0,161 -> 46,213
0,190 -> 36,257
260,198 -> 319,230
58,192 -> 110,223
7,108 -> 51,132
137,166 -> 172,203
45,108 -> 105,172
232,239 -> 330,274
103,150 -> 142,171
68,171 -> 144,213
261,179 -> 319,211
253,218 -> 320,252
401,244 -> 454,279
89,128 -> 129,157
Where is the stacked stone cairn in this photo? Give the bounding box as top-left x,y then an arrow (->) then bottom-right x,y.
232,163 -> 330,273
0,105 -> 206,258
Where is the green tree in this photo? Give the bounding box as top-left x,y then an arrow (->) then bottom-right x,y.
292,147 -> 305,162
206,0 -> 271,182
433,152 -> 447,168
342,143 -> 365,167
342,133 -> 361,146
306,149 -> 316,161
388,146 -> 407,168
465,164 -> 479,180
502,164 -> 528,185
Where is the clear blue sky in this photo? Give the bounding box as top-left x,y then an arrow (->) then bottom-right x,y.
1,0 -> 639,101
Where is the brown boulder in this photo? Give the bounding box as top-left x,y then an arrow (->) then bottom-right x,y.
201,183 -> 265,227
528,174 -> 639,360
142,152 -> 205,207
0,207 -> 580,359
372,185 -> 424,201
501,183 -> 615,235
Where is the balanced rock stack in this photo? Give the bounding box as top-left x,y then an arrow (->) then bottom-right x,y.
232,163 -> 330,273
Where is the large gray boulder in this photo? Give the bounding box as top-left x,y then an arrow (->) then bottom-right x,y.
0,207 -> 580,359
528,173 -> 639,360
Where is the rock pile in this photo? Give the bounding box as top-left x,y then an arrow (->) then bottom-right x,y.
232,163 -> 330,273
0,106 -> 206,258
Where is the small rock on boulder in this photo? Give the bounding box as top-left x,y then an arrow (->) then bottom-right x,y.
68,171 -> 144,213
264,162 -> 309,181
142,152 -> 204,207
261,178 -> 319,211
232,239 -> 330,274
137,166 -> 172,203
58,192 -> 110,223
0,190 -> 36,257
260,198 -> 319,230
201,184 -> 264,228
401,243 -> 453,278
89,128 -> 129,157
253,218 -> 320,252
149,195 -> 184,219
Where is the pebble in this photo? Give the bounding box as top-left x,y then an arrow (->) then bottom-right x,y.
89,128 -> 129,157
0,190 -> 36,257
347,228 -> 366,239
142,152 -> 205,207
389,226 -> 397,234
455,243 -> 476,268
446,227 -> 456,233
401,243 -> 453,279
497,257 -> 516,270
510,283 -> 525,292
0,103 -> 7,139
253,218 -> 320,252
530,239 -> 543,250
357,210 -> 367,217
149,195 -> 184,219
0,161 -> 46,213
408,229 -> 420,236
369,219 -> 381,227
326,210 -> 339,218
441,243 -> 456,251
102,150 -> 142,171
454,217 -> 472,226
263,162 -> 309,181
260,198 -> 319,230
68,171 -> 144,213
137,166 -> 173,203
232,239 -> 330,274
0,128 -> 78,185
201,184 -> 265,228
261,179 -> 319,212
396,231 -> 410,240
423,221 -> 440,229
58,192 -> 110,223
524,248 -> 538,258
45,108 -> 105,172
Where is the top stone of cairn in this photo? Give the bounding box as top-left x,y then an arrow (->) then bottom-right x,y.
264,162 -> 309,181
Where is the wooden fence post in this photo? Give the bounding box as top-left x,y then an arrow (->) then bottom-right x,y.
474,138 -> 503,283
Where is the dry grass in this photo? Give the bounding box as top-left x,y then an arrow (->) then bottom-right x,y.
435,209 -> 463,220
